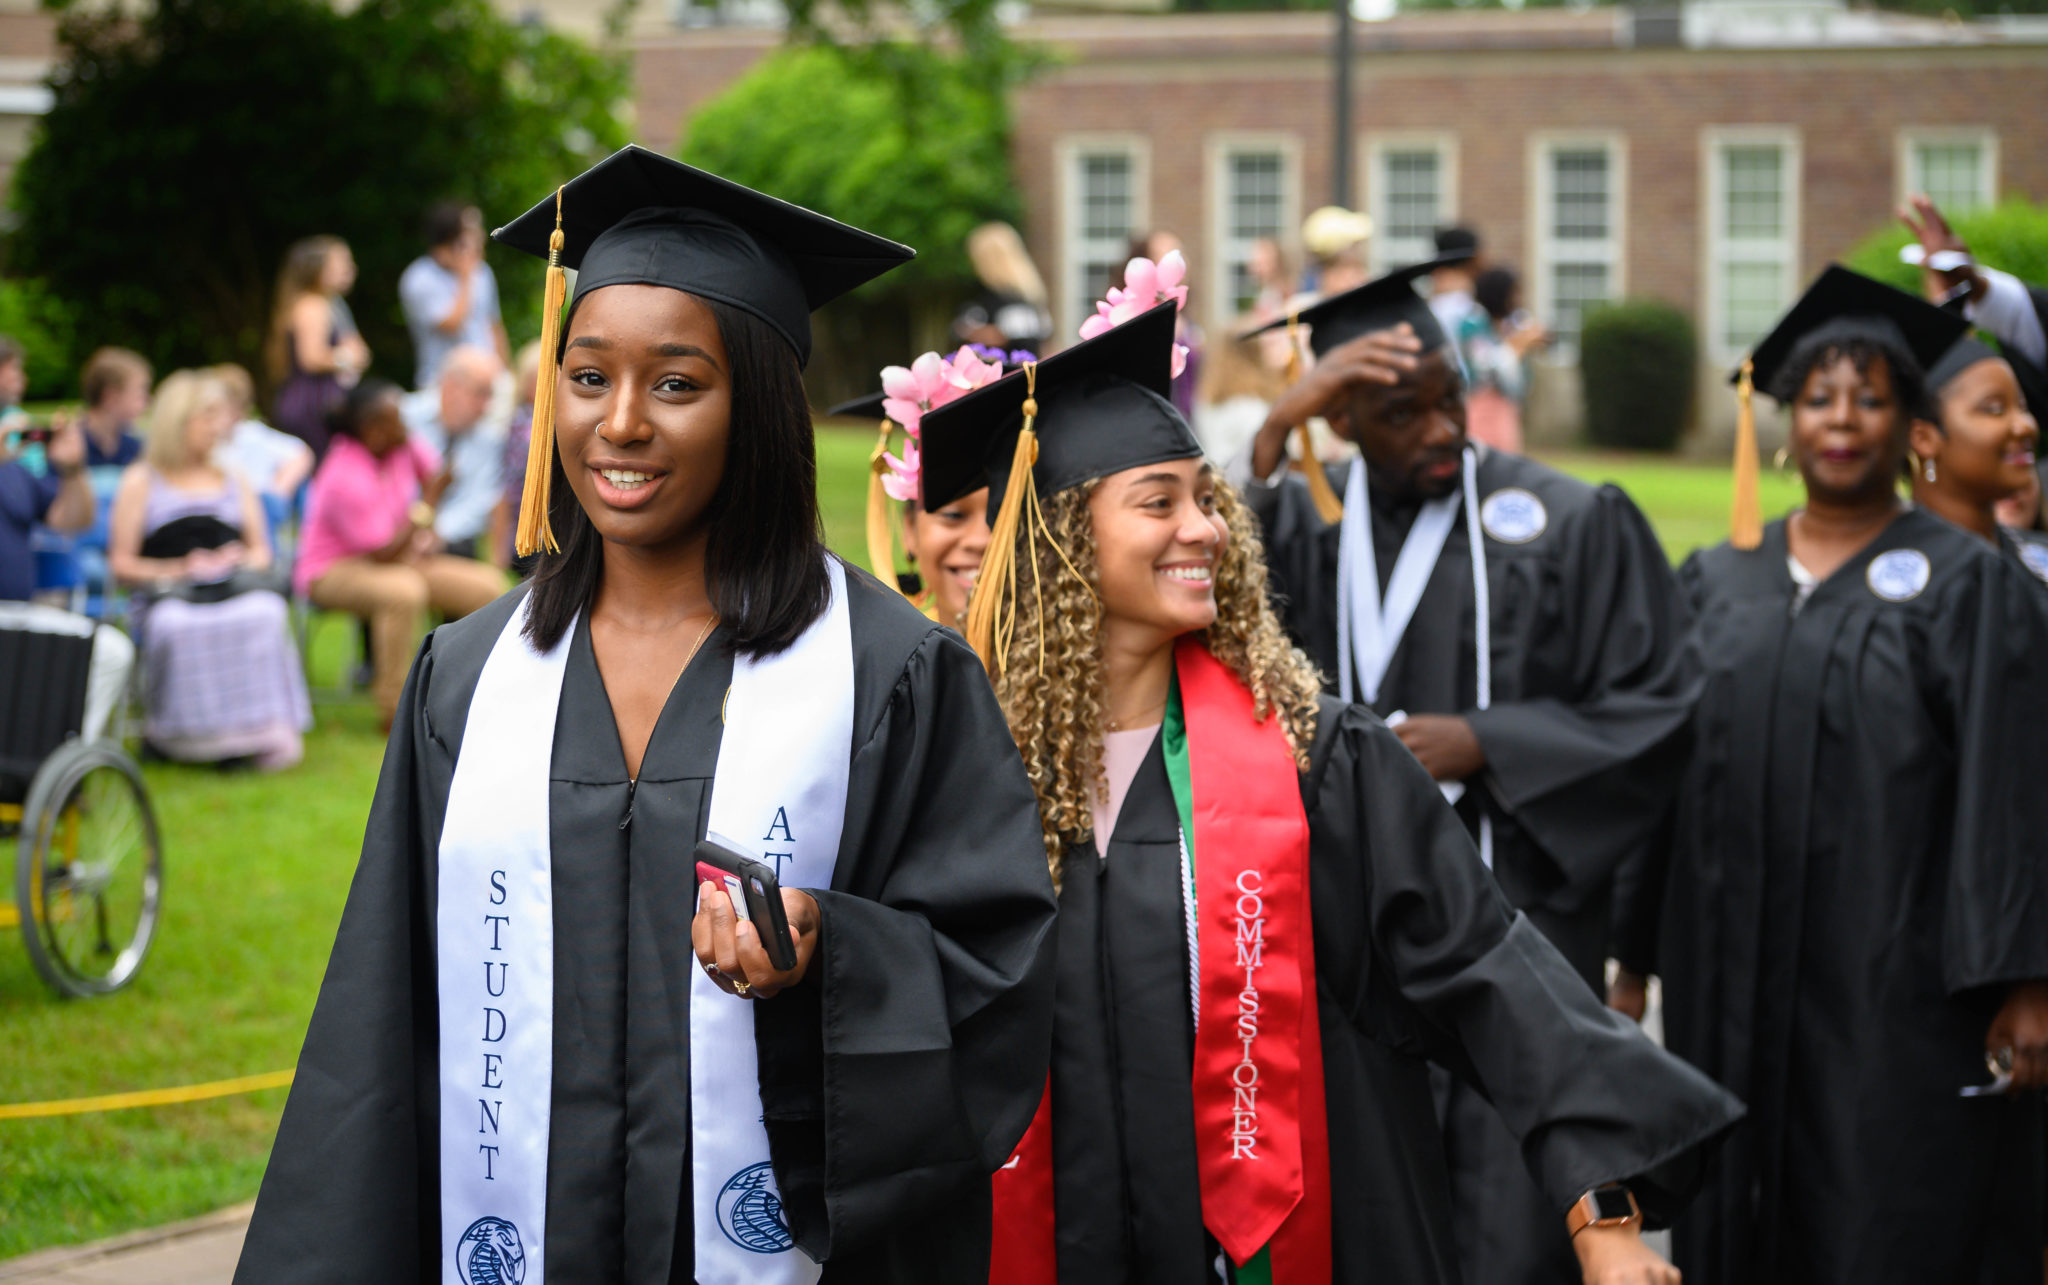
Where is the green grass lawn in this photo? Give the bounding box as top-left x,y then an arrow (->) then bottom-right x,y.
0,429 -> 1798,1259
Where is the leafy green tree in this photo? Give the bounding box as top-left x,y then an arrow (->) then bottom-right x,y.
1844,199 -> 2048,297
10,0 -> 628,397
679,43 -> 1026,398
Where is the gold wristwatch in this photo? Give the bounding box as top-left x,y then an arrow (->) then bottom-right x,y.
1567,1184 -> 1641,1238
409,500 -> 437,529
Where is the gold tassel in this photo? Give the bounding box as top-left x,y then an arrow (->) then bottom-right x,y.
1730,357 -> 1763,551
516,187 -> 568,557
965,364 -> 1041,676
865,419 -> 908,598
1282,311 -> 1345,525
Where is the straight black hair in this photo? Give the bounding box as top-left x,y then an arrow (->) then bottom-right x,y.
1767,319 -> 1935,424
521,296 -> 831,660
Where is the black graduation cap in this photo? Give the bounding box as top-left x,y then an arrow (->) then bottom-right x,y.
493,144 -> 915,368
919,301 -> 1195,518
1243,256 -> 1462,359
828,391 -> 888,420
1737,264 -> 1968,399
1928,335 -> 2048,423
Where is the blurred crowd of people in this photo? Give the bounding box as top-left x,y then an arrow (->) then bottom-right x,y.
0,200 -> 534,769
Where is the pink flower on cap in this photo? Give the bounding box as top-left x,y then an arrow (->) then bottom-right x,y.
1077,250 -> 1192,378
881,440 -> 920,503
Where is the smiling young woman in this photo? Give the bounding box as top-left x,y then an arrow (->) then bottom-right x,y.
1614,268 -> 2048,1285
1914,337 -> 2048,579
234,148 -> 1057,1285
918,301 -> 1741,1285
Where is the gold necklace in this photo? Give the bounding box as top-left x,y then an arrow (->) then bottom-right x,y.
1106,697 -> 1167,733
675,612 -> 719,688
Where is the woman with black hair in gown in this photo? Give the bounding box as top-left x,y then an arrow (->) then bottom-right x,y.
234,148 -> 1057,1284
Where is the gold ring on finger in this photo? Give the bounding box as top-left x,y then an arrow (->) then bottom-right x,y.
733,980 -> 752,997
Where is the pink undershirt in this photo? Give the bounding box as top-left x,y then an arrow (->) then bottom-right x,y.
1091,725 -> 1162,851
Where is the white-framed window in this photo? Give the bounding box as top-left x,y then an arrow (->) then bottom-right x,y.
1206,134 -> 1300,322
1362,134 -> 1458,275
1897,128 -> 1998,215
1529,134 -> 1626,357
1703,127 -> 1802,362
1057,135 -> 1150,336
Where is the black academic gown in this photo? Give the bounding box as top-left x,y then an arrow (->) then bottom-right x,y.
1046,696 -> 1743,1284
1243,449 -> 1697,1282
1634,511 -> 2048,1285
235,568 -> 1058,1284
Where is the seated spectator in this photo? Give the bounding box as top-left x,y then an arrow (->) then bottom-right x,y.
34,347 -> 152,607
296,379 -> 504,730
211,363 -> 313,507
107,370 -> 309,771
400,344 -> 504,560
488,338 -> 542,569
0,412 -> 133,740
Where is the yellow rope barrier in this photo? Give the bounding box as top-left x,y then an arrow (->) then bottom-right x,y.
0,1068 -> 295,1120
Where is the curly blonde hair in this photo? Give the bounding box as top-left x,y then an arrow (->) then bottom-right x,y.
988,476 -> 1325,887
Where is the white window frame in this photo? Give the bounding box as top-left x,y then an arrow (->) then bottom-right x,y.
1360,132 -> 1460,276
1527,131 -> 1628,361
1056,134 -> 1152,338
1205,132 -> 1302,327
1896,127 -> 1999,214
1701,126 -> 1803,366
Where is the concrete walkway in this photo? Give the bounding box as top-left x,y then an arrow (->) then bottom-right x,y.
0,1204 -> 247,1285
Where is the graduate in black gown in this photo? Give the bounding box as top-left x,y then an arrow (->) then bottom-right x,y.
1613,266 -> 2048,1285
1912,334 -> 2048,580
1227,263 -> 1698,1282
235,147 -> 1057,1284
918,297 -> 1741,1285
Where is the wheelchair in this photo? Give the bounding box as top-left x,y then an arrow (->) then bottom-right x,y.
0,620 -> 162,997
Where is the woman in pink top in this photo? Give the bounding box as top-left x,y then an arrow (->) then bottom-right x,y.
299,378 -> 504,726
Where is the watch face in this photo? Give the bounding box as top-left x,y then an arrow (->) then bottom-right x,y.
1592,1187 -> 1635,1221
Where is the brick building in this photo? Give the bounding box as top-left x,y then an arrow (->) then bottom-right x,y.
635,0 -> 2048,440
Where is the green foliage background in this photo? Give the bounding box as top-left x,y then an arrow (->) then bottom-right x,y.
8,0 -> 629,400
679,43 -> 1026,400
1844,199 -> 2048,297
1579,299 -> 1697,452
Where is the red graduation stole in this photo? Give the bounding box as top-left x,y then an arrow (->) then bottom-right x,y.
990,639 -> 1332,1283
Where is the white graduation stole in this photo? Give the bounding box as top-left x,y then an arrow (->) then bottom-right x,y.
434,559 -> 856,1285
437,594 -> 569,1285
1336,451 -> 1495,867
690,557 -> 852,1285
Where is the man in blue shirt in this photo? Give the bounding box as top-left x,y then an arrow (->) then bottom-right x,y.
398,202 -> 510,390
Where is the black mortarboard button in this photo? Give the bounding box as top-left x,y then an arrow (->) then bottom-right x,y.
919,301 -> 1195,520
1737,264 -> 1969,398
493,145 -> 914,368
1243,256 -> 1462,358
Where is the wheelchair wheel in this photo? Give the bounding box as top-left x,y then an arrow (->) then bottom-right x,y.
15,739 -> 162,997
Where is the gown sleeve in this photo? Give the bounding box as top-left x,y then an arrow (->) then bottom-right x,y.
1317,703 -> 1744,1222
234,639 -> 446,1283
1462,485 -> 1700,893
751,625 -> 1058,1264
1605,550 -> 1711,979
1934,557 -> 2048,994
